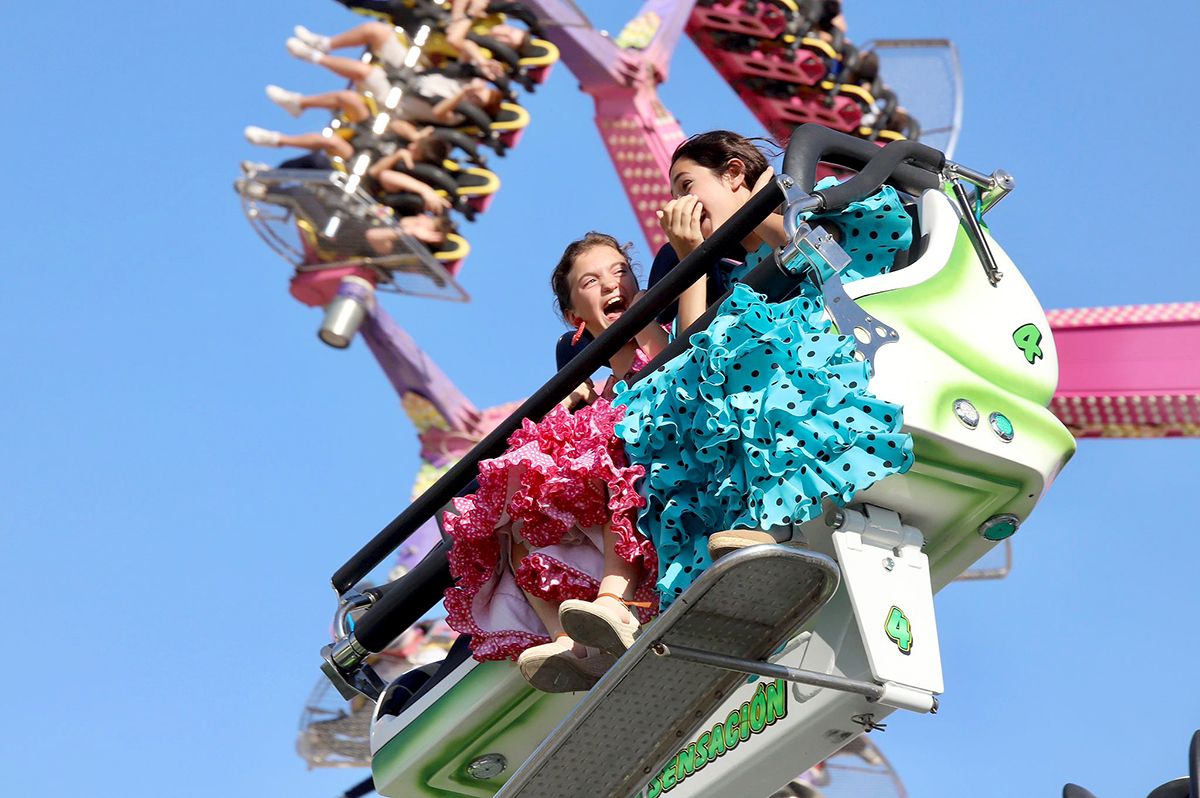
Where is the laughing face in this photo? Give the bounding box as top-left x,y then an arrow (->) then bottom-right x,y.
668,156 -> 751,238
565,244 -> 639,336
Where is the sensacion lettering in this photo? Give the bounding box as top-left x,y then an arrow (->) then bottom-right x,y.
643,680 -> 787,797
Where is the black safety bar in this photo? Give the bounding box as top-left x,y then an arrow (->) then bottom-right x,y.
339,775 -> 376,798
469,32 -> 522,72
431,128 -> 485,164
782,123 -> 944,200
333,182 -> 786,594
338,128 -> 949,653
486,2 -> 545,38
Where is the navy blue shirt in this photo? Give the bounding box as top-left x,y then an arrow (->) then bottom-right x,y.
646,241 -> 745,326
555,241 -> 746,371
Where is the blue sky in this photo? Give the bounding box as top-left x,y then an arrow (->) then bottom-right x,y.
2,1 -> 1198,796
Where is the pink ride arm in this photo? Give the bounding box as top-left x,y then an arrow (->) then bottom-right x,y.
1049,303 -> 1200,437
360,303 -> 480,433
686,4 -> 870,141
523,1 -> 697,250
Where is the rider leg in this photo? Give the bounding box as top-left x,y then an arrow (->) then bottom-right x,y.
593,521 -> 639,624
296,90 -> 371,123
509,539 -> 576,653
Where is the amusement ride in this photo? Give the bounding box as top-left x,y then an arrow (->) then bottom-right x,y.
235,2 -> 1200,797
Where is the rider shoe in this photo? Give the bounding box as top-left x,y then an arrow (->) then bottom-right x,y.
559,594 -> 646,656
265,85 -> 303,117
707,529 -> 779,561
517,640 -> 614,693
293,25 -> 332,53
244,126 -> 281,147
234,179 -> 267,199
286,37 -> 324,64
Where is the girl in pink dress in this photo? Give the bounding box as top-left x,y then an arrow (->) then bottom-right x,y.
443,232 -> 667,692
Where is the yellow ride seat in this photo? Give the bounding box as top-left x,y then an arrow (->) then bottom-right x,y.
438,159 -> 500,196
433,232 -> 469,263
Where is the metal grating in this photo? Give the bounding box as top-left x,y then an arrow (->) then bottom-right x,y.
238,168 -> 468,302
496,545 -> 840,798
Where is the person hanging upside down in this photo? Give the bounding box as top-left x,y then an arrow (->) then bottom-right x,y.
243,111 -> 452,214
284,21 -> 408,98
613,131 -> 915,606
256,83 -> 455,171
366,213 -> 455,252
445,0 -> 504,79
257,84 -> 432,147
286,23 -> 505,118
443,233 -> 667,692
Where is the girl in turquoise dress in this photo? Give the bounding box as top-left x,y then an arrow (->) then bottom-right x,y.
612,131 -> 916,606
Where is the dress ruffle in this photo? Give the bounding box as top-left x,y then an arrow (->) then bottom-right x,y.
729,180 -> 913,286
514,552 -> 600,605
808,179 -> 913,283
444,398 -> 657,661
616,182 -> 915,606
615,282 -> 913,606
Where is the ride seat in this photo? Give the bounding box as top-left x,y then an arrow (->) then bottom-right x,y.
741,84 -> 863,132
375,639 -> 472,721
711,38 -> 827,86
689,0 -> 793,40
432,232 -> 470,275
455,101 -> 530,149
518,38 -> 559,84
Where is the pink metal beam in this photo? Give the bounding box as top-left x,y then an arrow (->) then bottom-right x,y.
1048,303 -> 1200,437
523,1 -> 697,250
522,4 -> 1200,440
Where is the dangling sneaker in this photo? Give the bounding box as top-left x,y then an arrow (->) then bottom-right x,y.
265,85 -> 303,117
286,37 -> 324,64
244,126 -> 282,147
234,179 -> 267,199
293,25 -> 332,53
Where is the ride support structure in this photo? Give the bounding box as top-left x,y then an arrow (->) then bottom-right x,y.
521,0 -> 696,251
524,1 -> 1200,440
1048,302 -> 1200,437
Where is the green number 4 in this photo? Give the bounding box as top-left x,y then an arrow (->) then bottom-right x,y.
1012,323 -> 1044,364
885,606 -> 913,655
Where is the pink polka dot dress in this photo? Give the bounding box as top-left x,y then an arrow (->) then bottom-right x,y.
443,391 -> 659,662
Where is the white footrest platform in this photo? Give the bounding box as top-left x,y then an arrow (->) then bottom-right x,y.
496,545 -> 840,798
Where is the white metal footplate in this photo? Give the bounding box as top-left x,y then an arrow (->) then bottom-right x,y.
831,504 -> 944,707
494,545 -> 841,798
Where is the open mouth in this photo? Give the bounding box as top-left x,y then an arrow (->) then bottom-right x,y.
603,295 -> 627,320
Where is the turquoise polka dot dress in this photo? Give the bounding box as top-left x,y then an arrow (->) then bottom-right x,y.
613,182 -> 916,606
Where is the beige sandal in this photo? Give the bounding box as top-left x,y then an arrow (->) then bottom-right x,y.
517,640 -> 614,693
559,593 -> 652,656
706,529 -> 779,561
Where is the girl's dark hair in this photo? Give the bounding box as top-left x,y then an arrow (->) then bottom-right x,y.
550,231 -> 635,320
819,0 -> 842,29
669,130 -> 777,188
416,137 -> 452,163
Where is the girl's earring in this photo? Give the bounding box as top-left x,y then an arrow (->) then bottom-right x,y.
571,319 -> 588,345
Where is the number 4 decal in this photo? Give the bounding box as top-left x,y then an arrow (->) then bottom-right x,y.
885,606 -> 913,655
1012,323 -> 1044,364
